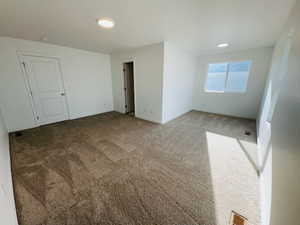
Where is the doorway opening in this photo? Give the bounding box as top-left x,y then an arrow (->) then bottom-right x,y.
123,62 -> 135,116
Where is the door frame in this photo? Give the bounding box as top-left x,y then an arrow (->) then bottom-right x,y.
17,51 -> 70,126
122,59 -> 136,114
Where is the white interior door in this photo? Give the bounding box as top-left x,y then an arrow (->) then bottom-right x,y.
22,55 -> 69,126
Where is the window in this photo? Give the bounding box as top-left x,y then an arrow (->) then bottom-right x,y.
205,61 -> 251,93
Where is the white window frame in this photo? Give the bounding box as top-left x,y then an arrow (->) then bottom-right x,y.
204,60 -> 252,94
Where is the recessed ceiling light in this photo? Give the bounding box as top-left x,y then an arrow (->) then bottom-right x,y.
217,43 -> 229,48
97,18 -> 115,29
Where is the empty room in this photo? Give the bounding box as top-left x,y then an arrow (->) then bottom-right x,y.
0,1 -> 299,225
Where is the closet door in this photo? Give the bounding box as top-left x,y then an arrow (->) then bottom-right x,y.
22,55 -> 69,126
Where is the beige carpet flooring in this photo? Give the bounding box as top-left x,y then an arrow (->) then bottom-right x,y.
10,111 -> 260,225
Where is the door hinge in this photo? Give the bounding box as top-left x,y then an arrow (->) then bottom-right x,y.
22,62 -> 26,68
123,69 -> 126,72
124,88 -> 127,91
125,105 -> 128,108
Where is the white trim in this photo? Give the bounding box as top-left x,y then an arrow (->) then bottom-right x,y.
17,52 -> 38,126
17,50 -> 60,59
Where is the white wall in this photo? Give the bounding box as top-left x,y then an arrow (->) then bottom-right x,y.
0,108 -> 18,225
193,47 -> 273,119
257,27 -> 293,225
162,42 -> 197,123
258,1 -> 300,225
111,43 -> 164,123
0,37 -> 113,132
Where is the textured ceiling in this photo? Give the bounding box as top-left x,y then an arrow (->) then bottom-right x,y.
0,0 -> 296,55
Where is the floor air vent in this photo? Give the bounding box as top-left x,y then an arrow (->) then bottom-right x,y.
244,130 -> 251,136
230,211 -> 248,225
15,132 -> 23,137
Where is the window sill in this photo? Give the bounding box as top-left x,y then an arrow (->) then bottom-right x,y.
204,90 -> 247,94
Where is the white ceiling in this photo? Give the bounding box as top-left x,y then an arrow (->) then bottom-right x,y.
0,0 -> 296,55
